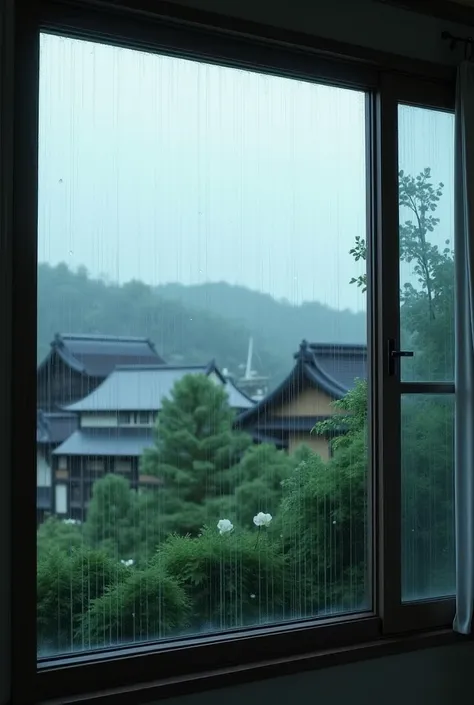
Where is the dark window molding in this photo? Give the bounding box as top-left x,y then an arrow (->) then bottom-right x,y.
38,630 -> 467,705
377,0 -> 474,28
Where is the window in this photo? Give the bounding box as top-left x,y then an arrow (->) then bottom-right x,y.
115,459 -> 132,474
118,412 -> 132,426
37,30 -> 370,656
9,1 -> 453,701
55,485 -> 68,514
118,411 -> 152,426
398,105 -> 455,601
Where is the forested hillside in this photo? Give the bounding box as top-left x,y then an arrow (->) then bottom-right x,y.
38,263 -> 366,386
157,282 -> 366,365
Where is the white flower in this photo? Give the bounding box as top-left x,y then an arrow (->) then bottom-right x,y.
250,594 -> 256,599
121,559 -> 134,567
253,512 -> 272,527
63,518 -> 80,525
217,519 -> 233,535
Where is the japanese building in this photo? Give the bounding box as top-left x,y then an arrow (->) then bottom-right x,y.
36,333 -> 164,521
52,361 -> 254,521
237,340 -> 367,458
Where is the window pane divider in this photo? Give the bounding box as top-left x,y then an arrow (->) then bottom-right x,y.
399,382 -> 455,394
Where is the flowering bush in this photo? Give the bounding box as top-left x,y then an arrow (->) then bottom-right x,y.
154,526 -> 287,631
217,519 -> 233,535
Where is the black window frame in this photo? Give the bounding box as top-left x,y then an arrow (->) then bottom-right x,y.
10,0 -> 459,702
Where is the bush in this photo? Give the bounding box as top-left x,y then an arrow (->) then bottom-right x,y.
37,546 -> 125,655
155,526 -> 288,633
81,565 -> 189,647
280,443 -> 368,617
37,516 -> 83,558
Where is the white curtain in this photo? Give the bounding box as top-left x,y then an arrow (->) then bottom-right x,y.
454,61 -> 474,634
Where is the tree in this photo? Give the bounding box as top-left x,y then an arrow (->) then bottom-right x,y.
140,374 -> 252,536
228,443 -> 297,528
83,474 -> 138,560
279,382 -> 368,617
348,167 -> 455,598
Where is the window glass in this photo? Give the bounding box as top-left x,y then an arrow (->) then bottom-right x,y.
398,105 -> 455,383
401,394 -> 455,599
37,33 -> 369,656
398,105 -> 455,600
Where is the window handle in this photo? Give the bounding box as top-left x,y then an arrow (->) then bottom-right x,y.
387,338 -> 414,376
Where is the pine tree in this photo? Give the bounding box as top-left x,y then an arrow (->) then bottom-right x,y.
83,474 -> 138,561
140,374 -> 252,536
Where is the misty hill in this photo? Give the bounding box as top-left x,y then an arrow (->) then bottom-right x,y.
38,264 -> 366,387
157,282 -> 366,364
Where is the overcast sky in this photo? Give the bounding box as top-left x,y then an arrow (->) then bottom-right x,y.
37,34 -> 454,312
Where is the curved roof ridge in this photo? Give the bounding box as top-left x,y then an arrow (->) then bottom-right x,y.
236,360 -> 303,424
303,351 -> 350,397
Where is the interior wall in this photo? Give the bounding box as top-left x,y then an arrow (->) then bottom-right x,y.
164,0 -> 470,66
158,643 -> 474,705
1,2 -> 471,705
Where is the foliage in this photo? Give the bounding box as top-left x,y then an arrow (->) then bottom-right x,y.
349,236 -> 367,292
348,167 -> 455,598
155,527 -> 287,631
37,516 -> 83,558
83,474 -> 139,560
81,564 -> 190,647
37,546 -> 125,655
140,374 -> 252,536
280,384 -> 368,617
228,443 -> 296,527
401,395 -> 455,598
399,168 -> 454,381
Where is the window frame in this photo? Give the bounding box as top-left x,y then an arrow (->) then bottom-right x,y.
374,74 -> 456,635
10,0 -> 458,702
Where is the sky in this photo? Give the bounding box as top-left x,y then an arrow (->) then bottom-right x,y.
37,33 -> 454,312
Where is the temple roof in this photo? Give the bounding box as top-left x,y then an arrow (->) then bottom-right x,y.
36,410 -> 79,445
237,340 -> 366,426
64,361 -> 255,413
38,333 -> 164,378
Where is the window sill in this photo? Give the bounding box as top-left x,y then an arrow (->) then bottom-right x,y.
38,628 -> 467,705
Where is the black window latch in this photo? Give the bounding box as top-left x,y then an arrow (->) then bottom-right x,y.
387,338 -> 414,376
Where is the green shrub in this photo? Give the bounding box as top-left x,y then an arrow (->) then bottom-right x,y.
280,440 -> 368,617
37,516 -> 83,558
155,526 -> 287,633
81,565 -> 189,647
37,546 -> 125,655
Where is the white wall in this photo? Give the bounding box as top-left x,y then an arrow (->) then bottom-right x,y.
37,449 -> 52,487
165,0 -> 467,66
159,643 -> 474,705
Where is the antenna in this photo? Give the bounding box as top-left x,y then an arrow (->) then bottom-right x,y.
245,337 -> 253,380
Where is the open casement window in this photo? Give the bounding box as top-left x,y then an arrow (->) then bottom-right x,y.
375,75 -> 455,633
10,0 -> 456,702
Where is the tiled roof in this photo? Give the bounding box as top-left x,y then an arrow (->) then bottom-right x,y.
237,340 -> 367,426
36,411 -> 79,445
64,362 -> 255,413
39,333 -> 164,377
53,428 -> 155,457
